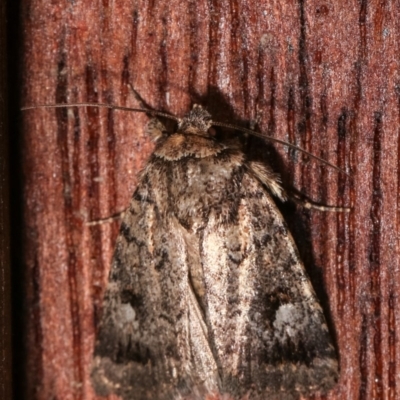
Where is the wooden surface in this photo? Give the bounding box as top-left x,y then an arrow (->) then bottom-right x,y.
1,0 -> 12,398
21,1 -> 400,399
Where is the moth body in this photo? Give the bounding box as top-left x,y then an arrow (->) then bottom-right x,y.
91,105 -> 338,400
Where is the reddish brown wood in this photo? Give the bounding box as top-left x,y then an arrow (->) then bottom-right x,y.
21,1 -> 400,399
0,0 -> 12,399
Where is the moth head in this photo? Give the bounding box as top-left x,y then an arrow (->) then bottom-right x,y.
177,104 -> 213,137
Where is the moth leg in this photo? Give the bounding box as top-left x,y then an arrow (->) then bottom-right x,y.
86,209 -> 127,226
128,83 -> 153,110
248,161 -> 350,212
248,161 -> 287,202
249,106 -> 264,131
289,191 -> 351,212
126,84 -> 169,141
145,118 -> 168,142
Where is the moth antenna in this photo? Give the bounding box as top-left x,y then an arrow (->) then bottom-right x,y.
212,121 -> 348,176
22,102 -> 347,176
21,103 -> 180,123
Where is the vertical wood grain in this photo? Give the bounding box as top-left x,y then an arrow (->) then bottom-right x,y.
21,1 -> 400,399
0,0 -> 12,399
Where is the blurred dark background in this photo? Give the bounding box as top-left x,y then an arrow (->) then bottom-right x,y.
3,0 -> 24,399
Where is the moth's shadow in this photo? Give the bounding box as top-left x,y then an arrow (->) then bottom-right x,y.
192,86 -> 338,352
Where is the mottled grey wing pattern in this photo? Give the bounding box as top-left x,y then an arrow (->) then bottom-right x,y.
91,170 -> 219,399
199,172 -> 338,399
91,130 -> 338,400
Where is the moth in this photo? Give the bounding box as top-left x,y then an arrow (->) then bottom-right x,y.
23,96 -> 345,400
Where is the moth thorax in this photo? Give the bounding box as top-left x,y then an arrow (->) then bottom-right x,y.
177,104 -> 213,136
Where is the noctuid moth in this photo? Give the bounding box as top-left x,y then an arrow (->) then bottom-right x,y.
23,95 -> 346,400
